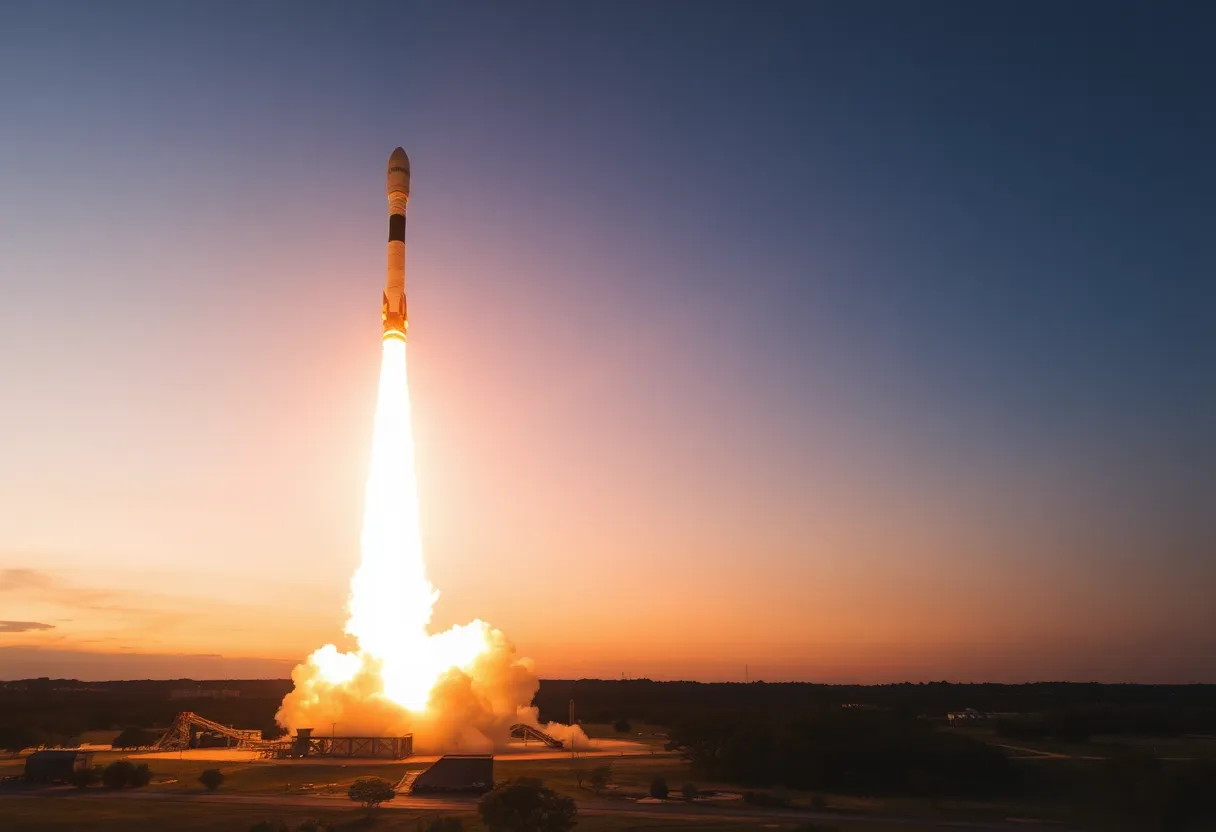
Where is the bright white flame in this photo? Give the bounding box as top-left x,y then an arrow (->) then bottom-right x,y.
277,338 -> 584,752
343,339 -> 450,709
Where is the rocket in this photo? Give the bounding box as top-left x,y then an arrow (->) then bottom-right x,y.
383,147 -> 411,341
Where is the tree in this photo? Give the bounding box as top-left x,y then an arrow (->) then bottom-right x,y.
102,760 -> 136,789
649,776 -> 669,799
588,765 -> 612,795
681,782 -> 699,801
112,727 -> 156,749
613,718 -> 631,734
102,760 -> 152,789
0,724 -> 38,755
478,778 -> 577,832
348,777 -> 396,809
199,768 -> 225,792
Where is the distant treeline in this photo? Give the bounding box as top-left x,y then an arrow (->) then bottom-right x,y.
4,677 -> 1216,751
535,679 -> 1216,735
0,679 -> 291,750
668,707 -> 1012,798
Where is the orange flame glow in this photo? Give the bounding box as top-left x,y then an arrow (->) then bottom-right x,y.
276,339 -> 579,752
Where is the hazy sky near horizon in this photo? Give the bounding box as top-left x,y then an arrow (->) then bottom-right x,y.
1,1 -> 1213,683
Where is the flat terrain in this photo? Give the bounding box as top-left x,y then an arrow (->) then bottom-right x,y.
0,751 -> 1069,832
960,728 -> 1216,760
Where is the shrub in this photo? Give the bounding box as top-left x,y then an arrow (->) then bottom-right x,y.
613,718 -> 632,733
348,776 -> 396,809
101,761 -> 136,789
130,763 -> 152,787
811,793 -> 828,809
588,765 -> 612,794
69,767 -> 97,789
199,768 -> 225,791
681,782 -> 698,801
649,776 -> 669,799
478,778 -> 577,832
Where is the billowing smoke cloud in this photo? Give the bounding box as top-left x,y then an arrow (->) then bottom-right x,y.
276,339 -> 583,753
275,621 -> 584,753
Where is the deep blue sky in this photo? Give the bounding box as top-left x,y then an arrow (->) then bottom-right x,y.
1,1 -> 1213,681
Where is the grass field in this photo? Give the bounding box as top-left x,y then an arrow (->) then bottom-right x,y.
0,794 -> 963,831
0,748 -> 1076,830
964,728 -> 1216,760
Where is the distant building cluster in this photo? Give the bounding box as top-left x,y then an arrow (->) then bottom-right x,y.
169,687 -> 241,700
947,708 -> 1003,724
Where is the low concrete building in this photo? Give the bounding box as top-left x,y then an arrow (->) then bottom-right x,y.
410,754 -> 494,794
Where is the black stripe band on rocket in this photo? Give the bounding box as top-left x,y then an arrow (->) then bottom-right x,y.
388,214 -> 406,242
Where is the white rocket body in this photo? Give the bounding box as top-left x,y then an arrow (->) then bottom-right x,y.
383,147 -> 410,341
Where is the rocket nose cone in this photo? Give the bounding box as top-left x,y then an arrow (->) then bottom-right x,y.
387,147 -> 410,197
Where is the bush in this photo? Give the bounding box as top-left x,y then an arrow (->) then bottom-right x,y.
478,778 -> 577,832
69,767 -> 97,789
811,793 -> 828,809
199,768 -> 225,791
101,760 -> 152,789
101,761 -> 136,789
588,765 -> 612,794
613,718 -> 632,733
681,781 -> 698,801
649,776 -> 669,799
419,818 -> 464,832
130,763 -> 152,787
348,776 -> 396,809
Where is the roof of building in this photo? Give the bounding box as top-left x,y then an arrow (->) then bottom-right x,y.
411,754 -> 494,793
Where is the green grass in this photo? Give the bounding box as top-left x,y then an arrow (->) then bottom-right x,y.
0,750 -> 1076,829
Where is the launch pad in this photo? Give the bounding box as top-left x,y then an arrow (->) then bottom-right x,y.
152,713 -> 412,760
287,727 -> 412,759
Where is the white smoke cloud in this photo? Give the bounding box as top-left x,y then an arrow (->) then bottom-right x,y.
276,340 -> 586,754
276,621 -> 585,753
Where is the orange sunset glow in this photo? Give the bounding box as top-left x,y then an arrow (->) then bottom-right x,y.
2,3 -> 1213,692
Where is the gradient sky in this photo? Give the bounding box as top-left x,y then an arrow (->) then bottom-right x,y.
1,1 -> 1213,683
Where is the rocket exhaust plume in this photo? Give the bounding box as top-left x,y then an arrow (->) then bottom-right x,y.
277,149 -> 582,752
